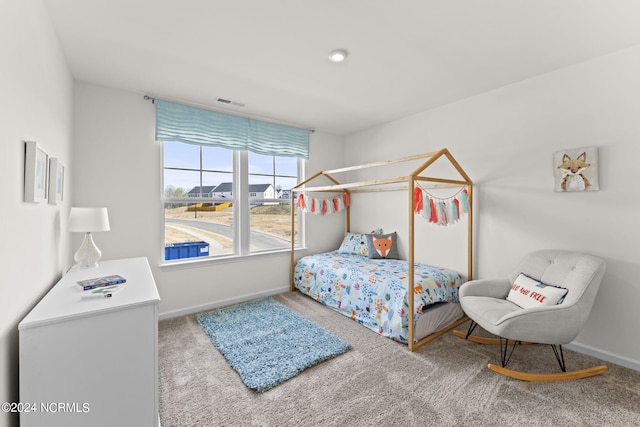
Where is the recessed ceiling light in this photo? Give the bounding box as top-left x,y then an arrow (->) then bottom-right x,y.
328,49 -> 348,63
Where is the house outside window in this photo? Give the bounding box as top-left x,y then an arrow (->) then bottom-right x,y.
163,142 -> 302,262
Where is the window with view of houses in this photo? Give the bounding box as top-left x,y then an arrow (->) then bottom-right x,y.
163,142 -> 301,261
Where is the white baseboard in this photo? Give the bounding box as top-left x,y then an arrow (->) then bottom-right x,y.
566,342 -> 640,372
158,286 -> 290,320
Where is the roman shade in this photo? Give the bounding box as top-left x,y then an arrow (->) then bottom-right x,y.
155,99 -> 309,159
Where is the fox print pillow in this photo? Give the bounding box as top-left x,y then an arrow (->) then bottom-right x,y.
366,232 -> 400,259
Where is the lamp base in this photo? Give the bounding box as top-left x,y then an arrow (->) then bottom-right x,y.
74,232 -> 102,268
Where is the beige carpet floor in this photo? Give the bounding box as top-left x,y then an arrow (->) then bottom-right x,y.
159,292 -> 640,427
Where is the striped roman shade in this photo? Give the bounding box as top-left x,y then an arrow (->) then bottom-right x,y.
155,99 -> 309,159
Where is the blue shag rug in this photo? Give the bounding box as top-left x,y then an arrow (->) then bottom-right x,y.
196,297 -> 352,393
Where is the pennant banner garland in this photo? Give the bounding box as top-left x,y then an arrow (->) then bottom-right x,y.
413,186 -> 470,226
297,193 -> 350,215
297,186 -> 468,224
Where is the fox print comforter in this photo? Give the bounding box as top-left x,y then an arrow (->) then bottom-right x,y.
293,251 -> 462,343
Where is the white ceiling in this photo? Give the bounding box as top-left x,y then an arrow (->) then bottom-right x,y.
43,0 -> 640,135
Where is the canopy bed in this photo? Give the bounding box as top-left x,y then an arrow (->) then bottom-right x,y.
290,149 -> 473,351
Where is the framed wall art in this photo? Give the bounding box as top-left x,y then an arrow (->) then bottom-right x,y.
24,140 -> 49,203
553,146 -> 599,192
48,157 -> 65,205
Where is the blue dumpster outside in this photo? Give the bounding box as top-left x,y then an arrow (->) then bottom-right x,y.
165,241 -> 210,260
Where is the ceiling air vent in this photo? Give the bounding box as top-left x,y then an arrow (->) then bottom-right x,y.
217,98 -> 245,107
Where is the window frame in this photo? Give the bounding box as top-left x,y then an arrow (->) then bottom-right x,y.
161,143 -> 305,265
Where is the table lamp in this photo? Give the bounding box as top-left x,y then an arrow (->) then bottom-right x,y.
68,207 -> 110,268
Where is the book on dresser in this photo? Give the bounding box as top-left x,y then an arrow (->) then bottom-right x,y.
77,274 -> 127,290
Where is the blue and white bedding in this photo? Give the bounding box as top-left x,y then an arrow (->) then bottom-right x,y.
293,251 -> 463,343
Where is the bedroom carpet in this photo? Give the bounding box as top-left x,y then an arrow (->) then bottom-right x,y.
195,297 -> 351,393
159,292 -> 640,426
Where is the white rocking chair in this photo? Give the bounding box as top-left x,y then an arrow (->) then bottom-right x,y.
455,250 -> 607,381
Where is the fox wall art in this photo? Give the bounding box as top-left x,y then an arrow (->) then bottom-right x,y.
553,146 -> 599,192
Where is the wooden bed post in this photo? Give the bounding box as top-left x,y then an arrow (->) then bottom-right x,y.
290,190 -> 296,291
345,191 -> 350,233
408,177 -> 415,351
467,185 -> 473,281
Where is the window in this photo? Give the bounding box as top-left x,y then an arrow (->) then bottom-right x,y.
163,142 -> 302,262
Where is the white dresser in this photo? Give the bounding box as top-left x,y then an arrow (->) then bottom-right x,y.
19,257 -> 161,427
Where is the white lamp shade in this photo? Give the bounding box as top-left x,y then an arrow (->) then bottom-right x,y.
68,207 -> 110,232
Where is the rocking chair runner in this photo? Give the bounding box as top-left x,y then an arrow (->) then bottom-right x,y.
455,250 -> 608,381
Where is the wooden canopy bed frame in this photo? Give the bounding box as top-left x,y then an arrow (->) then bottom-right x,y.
289,148 -> 473,351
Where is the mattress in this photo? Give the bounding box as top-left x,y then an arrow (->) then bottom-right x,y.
293,251 -> 464,343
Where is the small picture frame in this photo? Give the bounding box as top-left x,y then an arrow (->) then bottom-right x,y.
24,140 -> 49,203
48,158 -> 65,204
553,146 -> 599,192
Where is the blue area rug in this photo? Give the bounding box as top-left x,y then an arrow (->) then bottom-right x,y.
196,297 -> 351,393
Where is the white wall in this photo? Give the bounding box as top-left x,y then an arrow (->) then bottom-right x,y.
345,45 -> 640,367
0,1 -> 74,426
72,82 -> 346,316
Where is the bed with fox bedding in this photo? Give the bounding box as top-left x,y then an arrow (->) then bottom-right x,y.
290,149 -> 473,349
292,249 -> 464,343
